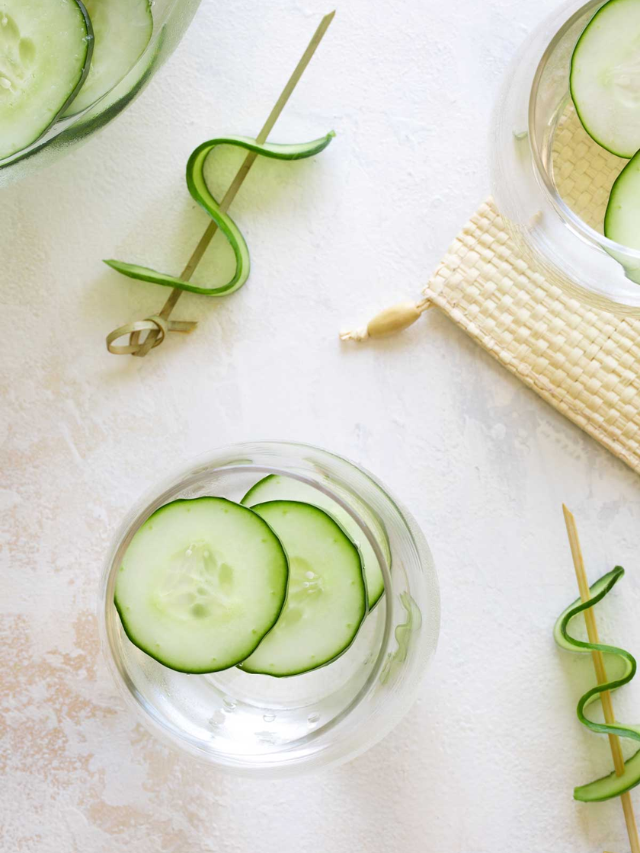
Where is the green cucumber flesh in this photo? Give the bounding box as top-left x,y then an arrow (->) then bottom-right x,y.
242,474 -> 389,606
0,0 -> 92,160
604,148 -> 640,251
240,501 -> 367,677
72,28 -> 162,133
571,0 -> 640,158
65,0 -> 152,117
114,497 -> 289,674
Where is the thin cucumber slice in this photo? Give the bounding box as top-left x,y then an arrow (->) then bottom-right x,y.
554,567 -> 640,801
240,501 -> 367,677
571,0 -> 640,158
72,28 -> 162,134
605,149 -> 640,253
0,0 -> 92,160
64,0 -> 153,117
114,498 -> 289,674
104,132 -> 335,296
242,474 -> 389,607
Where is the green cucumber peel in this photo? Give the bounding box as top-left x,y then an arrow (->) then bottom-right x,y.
554,566 -> 640,802
104,131 -> 335,296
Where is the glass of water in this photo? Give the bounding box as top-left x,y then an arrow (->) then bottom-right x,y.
99,442 -> 440,776
491,0 -> 640,312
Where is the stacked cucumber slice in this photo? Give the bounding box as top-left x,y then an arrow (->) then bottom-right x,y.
570,0 -> 640,251
114,477 -> 390,677
0,0 -> 153,161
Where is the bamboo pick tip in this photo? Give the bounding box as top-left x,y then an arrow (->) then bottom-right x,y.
562,503 -> 573,520
323,10 -> 337,22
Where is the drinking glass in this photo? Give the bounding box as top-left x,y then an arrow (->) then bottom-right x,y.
491,0 -> 640,312
100,442 -> 440,776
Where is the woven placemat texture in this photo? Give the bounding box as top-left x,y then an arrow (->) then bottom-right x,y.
423,198 -> 640,475
552,101 -> 623,230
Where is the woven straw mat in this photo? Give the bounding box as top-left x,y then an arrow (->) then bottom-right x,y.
422,195 -> 640,476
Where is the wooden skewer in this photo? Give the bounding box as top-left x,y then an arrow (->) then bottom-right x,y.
563,505 -> 640,853
106,10 -> 336,357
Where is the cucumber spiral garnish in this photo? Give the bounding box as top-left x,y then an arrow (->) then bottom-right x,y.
105,132 -> 335,296
554,567 -> 640,801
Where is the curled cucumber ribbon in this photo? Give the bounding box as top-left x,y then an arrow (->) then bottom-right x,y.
554,567 -> 640,802
104,131 -> 335,296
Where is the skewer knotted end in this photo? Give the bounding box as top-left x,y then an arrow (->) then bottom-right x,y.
106,314 -> 198,357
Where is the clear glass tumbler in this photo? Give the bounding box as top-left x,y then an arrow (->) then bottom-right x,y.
0,0 -> 202,187
491,0 -> 640,313
99,442 -> 440,776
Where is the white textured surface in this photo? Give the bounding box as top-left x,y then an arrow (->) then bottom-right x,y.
3,0 -> 640,851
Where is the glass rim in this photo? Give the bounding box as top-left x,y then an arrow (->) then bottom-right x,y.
99,441 -> 428,769
527,0 -> 640,263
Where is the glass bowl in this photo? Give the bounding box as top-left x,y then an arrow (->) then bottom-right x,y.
490,0 -> 640,314
99,441 -> 440,777
0,0 -> 201,188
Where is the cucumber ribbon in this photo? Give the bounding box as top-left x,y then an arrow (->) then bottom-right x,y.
554,567 -> 640,802
104,132 -> 335,295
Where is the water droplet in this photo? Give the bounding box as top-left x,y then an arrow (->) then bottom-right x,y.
209,710 -> 225,727
305,571 -> 315,580
263,713 -> 276,723
222,697 -> 237,711
307,712 -> 320,727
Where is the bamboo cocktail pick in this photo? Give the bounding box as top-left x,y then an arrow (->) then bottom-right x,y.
563,505 -> 640,853
106,11 -> 336,357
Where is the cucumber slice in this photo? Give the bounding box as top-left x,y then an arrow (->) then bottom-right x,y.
65,0 -> 152,117
604,148 -> 640,250
240,501 -> 367,677
0,0 -> 92,160
72,29 -> 162,135
114,498 -> 289,674
242,475 -> 389,606
571,0 -> 640,158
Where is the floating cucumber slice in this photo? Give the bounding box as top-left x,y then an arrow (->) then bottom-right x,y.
104,133 -> 335,296
554,567 -> 640,801
0,0 -> 92,160
114,498 -> 289,674
64,0 -> 152,117
72,28 -> 162,134
571,0 -> 640,158
604,148 -> 640,257
240,501 -> 367,677
242,474 -> 389,607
